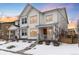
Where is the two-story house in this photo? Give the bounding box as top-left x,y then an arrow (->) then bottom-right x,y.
8,4 -> 68,42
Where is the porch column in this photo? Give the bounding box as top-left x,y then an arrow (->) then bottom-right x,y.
38,28 -> 41,40
9,30 -> 11,39
53,25 -> 56,40
53,24 -> 59,41
38,28 -> 43,41
47,27 -> 52,40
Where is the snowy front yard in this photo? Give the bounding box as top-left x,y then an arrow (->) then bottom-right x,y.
24,43 -> 79,55
0,40 -> 35,52
0,40 -> 79,55
0,50 -> 19,55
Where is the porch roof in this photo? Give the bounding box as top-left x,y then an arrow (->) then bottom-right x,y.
36,23 -> 58,28
8,25 -> 18,30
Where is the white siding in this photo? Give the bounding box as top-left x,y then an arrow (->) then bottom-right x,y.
43,11 -> 58,24
39,13 -> 44,24
57,9 -> 68,31
27,8 -> 39,39
21,5 -> 32,16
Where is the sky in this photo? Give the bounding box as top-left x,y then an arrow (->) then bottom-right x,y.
0,3 -> 79,22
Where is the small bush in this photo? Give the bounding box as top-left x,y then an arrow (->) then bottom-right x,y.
45,40 -> 51,45
23,40 -> 27,42
38,40 -> 43,44
53,40 -> 60,46
7,45 -> 15,49
28,41 -> 32,43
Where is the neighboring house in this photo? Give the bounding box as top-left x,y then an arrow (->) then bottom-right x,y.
8,4 -> 68,41
8,19 -> 20,40
0,17 -> 18,41
59,21 -> 77,44
68,21 -> 77,34
0,22 -> 14,41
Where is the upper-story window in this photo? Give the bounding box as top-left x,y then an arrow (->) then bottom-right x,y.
22,17 -> 27,24
30,15 -> 37,24
46,15 -> 53,22
15,21 -> 19,25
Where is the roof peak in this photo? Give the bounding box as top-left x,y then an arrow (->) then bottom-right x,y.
28,4 -> 66,12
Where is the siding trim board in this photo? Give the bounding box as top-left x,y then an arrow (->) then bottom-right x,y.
19,38 -> 36,41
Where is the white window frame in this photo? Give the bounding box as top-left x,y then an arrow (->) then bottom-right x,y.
21,28 -> 27,36
21,17 -> 27,24
46,14 -> 53,22
30,15 -> 37,24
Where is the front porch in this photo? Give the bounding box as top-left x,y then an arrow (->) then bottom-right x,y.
36,23 -> 60,43
38,27 -> 53,41
8,25 -> 19,41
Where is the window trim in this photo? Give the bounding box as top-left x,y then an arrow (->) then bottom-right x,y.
30,28 -> 38,37
45,14 -> 53,22
30,15 -> 37,24
21,16 -> 27,24
21,28 -> 27,36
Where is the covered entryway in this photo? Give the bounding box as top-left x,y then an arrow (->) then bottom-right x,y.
36,23 -> 62,46
9,30 -> 15,40
42,28 -> 47,40
8,25 -> 19,41
36,23 -> 59,41
39,27 -> 53,41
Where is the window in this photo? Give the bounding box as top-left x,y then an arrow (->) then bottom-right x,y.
30,15 -> 37,24
46,15 -> 52,22
22,28 -> 27,36
30,28 -> 37,37
15,21 -> 19,25
22,17 -> 27,24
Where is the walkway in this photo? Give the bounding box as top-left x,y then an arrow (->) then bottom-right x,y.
0,49 -> 32,55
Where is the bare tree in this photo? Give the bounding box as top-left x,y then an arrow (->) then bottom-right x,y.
77,19 -> 79,47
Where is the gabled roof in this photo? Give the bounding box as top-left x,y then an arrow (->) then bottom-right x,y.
19,4 -> 68,23
19,3 -> 41,17
8,25 -> 18,30
20,4 -> 67,15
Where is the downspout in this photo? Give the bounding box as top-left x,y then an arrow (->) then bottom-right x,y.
38,12 -> 40,42
57,9 -> 60,40
19,20 -> 20,40
36,12 -> 41,44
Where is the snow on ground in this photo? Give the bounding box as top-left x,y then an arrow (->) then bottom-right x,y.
0,41 -> 6,45
0,50 -> 19,55
0,40 -> 79,55
24,43 -> 79,55
0,40 -> 35,52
